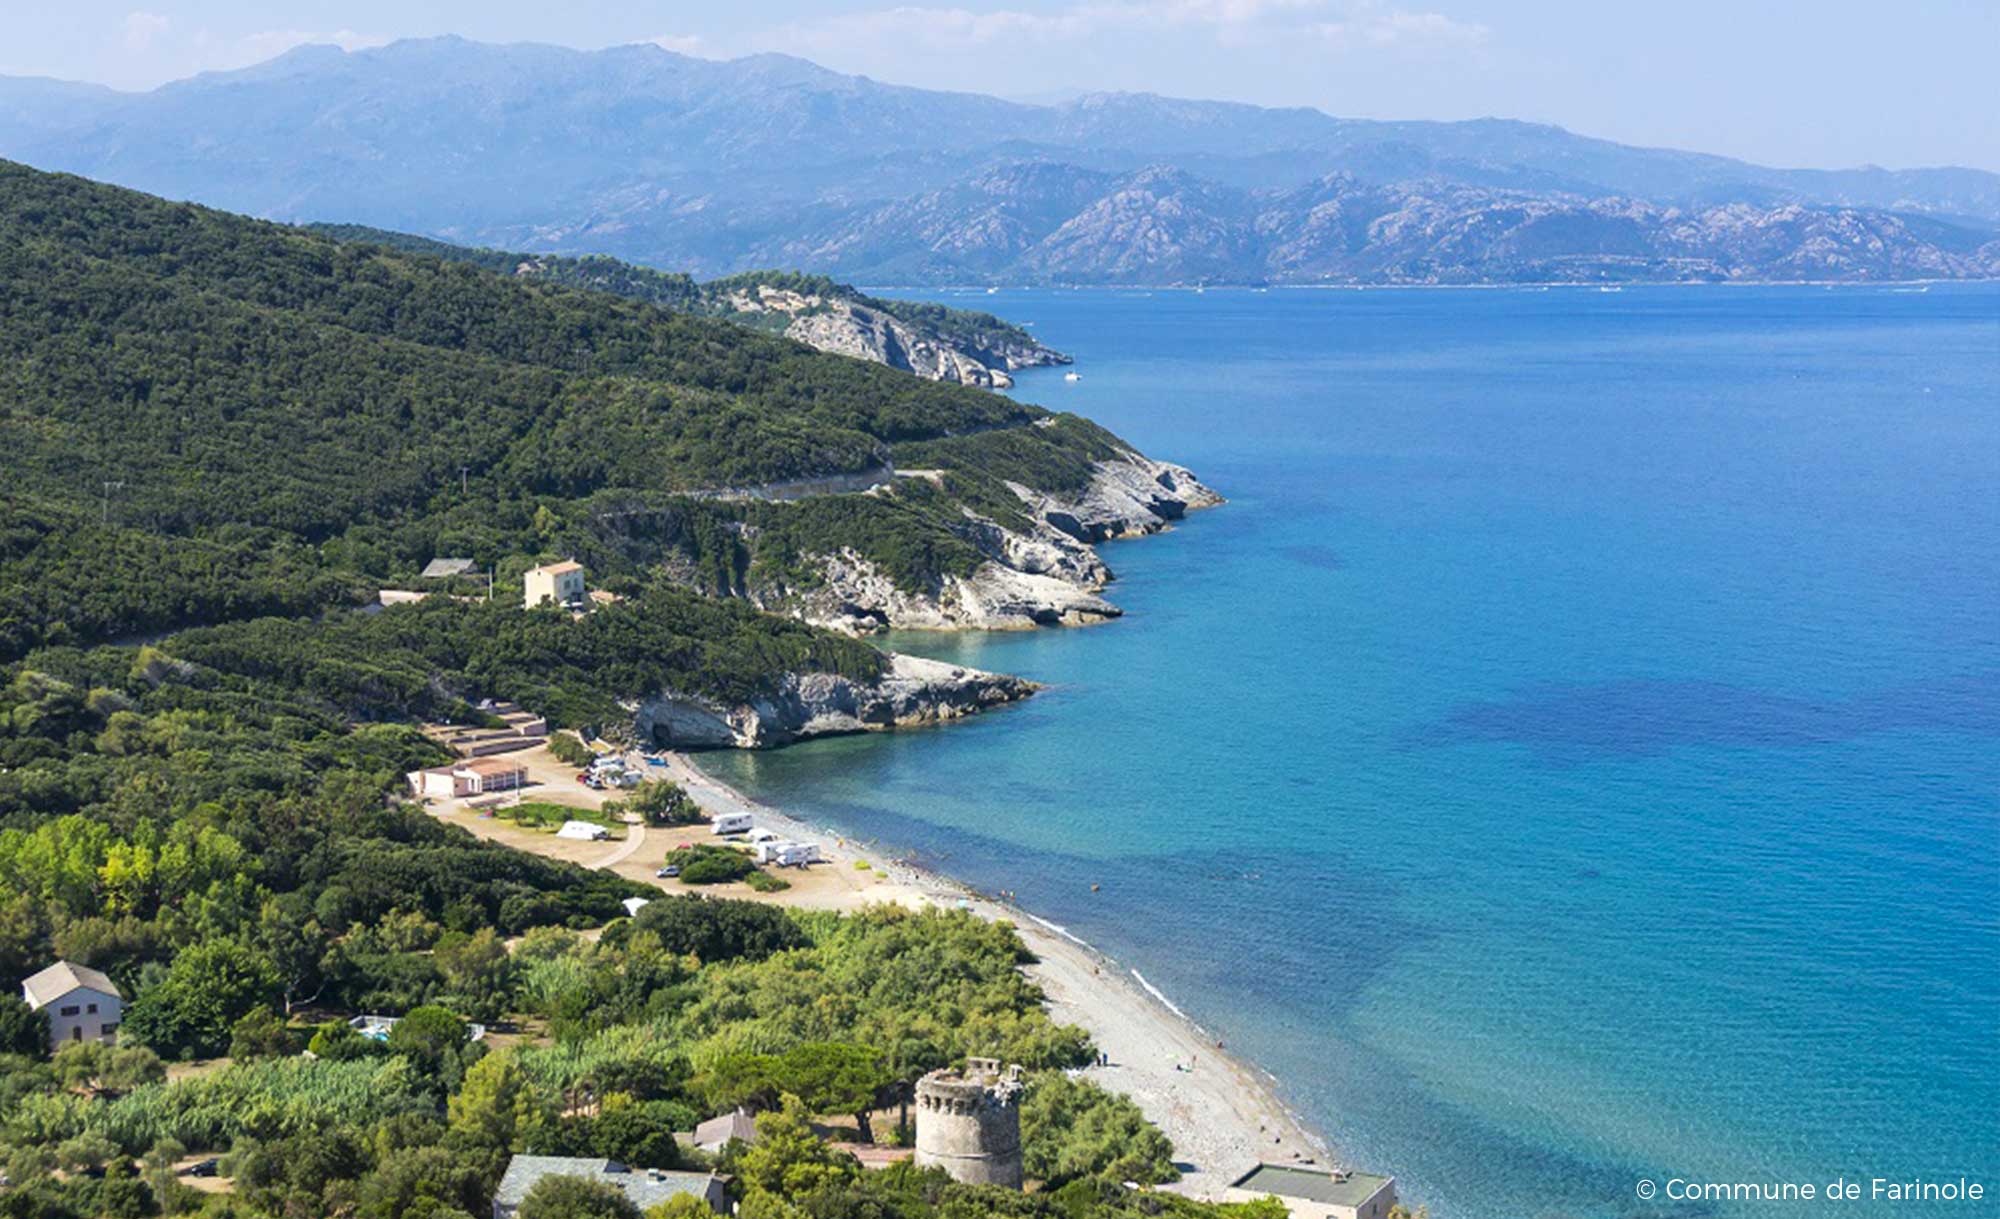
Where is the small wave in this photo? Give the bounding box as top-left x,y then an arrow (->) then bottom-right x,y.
1025,912 -> 1093,949
1130,969 -> 1189,1021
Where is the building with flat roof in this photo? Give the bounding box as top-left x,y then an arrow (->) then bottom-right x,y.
21,961 -> 123,1049
491,1157 -> 724,1219
1224,1164 -> 1397,1219
407,756 -> 529,800
523,561 -> 586,610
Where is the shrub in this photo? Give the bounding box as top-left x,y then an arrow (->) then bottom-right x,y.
673,845 -> 755,886
630,897 -> 804,963
549,733 -> 596,768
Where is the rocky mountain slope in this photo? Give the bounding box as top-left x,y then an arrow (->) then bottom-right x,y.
5,38 -> 1995,284
759,166 -> 1999,285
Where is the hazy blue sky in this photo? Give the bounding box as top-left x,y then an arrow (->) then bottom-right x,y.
6,1 -> 1995,171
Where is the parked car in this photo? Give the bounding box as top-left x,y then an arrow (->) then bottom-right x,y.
183,1159 -> 220,1178
656,865 -> 681,878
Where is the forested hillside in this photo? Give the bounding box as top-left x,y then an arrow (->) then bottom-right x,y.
306,224 -> 1059,366
0,160 -> 1266,1219
0,161 -> 1140,660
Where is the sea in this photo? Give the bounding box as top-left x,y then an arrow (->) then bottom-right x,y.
697,283 -> 2000,1218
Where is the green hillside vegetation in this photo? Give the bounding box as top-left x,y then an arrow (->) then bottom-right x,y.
1,162 -> 1119,658
0,896 -> 1289,1219
308,225 -> 1054,357
0,164 -> 1265,1219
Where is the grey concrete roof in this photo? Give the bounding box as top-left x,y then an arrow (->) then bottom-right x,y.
693,1109 -> 758,1147
1230,1164 -> 1394,1208
21,961 -> 120,1009
493,1156 -> 717,1212
420,558 -> 477,578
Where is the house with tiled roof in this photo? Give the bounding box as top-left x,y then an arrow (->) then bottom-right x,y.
20,961 -> 123,1050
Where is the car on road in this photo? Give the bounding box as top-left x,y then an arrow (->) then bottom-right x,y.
656,864 -> 681,878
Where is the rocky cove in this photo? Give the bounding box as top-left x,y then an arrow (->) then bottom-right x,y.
625,446 -> 1221,748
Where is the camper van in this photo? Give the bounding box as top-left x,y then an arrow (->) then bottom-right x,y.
753,840 -> 821,868
711,813 -> 753,836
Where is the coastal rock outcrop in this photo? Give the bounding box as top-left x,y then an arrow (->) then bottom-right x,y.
727,284 -> 1068,388
775,449 -> 1222,634
632,652 -> 1036,748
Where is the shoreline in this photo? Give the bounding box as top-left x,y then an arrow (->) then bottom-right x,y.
656,751 -> 1340,1199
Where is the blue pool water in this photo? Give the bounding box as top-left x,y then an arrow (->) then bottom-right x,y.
699,285 -> 2000,1218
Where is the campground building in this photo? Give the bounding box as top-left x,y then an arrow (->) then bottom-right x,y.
406,756 -> 529,800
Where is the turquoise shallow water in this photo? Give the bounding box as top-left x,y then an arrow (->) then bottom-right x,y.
699,285 -> 2000,1218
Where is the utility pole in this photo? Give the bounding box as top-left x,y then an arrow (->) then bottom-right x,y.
100,480 -> 124,526
459,466 -> 470,495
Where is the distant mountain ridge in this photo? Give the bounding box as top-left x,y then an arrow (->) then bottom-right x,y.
4,37 -> 1996,284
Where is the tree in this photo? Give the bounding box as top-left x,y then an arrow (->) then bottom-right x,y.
356,1144 -> 493,1219
694,1051 -> 779,1115
607,781 -> 702,828
449,1050 -> 537,1153
229,1004 -> 298,1060
435,928 -> 514,1021
591,1101 -> 685,1170
632,897 -> 803,964
0,994 -> 48,1058
773,1043 -> 892,1143
121,938 -> 280,1058
516,1175 -> 642,1219
1019,1074 -> 1177,1187
646,1197 -> 715,1219
386,1005 -> 470,1065
52,1039 -> 165,1094
732,1096 -> 859,1199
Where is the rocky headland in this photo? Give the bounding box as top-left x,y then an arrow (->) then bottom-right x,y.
632,651 -> 1037,748
779,448 -> 1223,634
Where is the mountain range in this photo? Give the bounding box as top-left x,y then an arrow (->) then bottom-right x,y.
4,36 -> 1997,284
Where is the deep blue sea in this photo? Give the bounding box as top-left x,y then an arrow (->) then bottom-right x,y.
700,284 -> 2000,1218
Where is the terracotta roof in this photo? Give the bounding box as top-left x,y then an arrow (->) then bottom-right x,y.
22,960 -> 121,1008
529,560 -> 584,575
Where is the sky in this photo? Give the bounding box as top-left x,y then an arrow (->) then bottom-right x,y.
4,1 -> 1996,172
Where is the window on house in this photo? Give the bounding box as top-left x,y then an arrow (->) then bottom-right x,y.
102,1023 -> 119,1038
87,1002 -> 98,1013
59,1005 -> 79,1016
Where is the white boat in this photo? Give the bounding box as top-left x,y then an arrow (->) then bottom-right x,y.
1063,371 -> 1081,382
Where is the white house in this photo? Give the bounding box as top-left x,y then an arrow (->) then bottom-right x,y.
21,961 -> 123,1049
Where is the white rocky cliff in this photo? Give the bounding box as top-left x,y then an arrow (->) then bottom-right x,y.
782,447 -> 1224,634
631,653 -> 1036,748
726,285 -> 1067,388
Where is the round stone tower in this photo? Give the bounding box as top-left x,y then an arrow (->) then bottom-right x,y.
913,1057 -> 1024,1189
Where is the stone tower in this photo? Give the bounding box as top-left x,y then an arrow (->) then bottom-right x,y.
914,1057 -> 1024,1189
